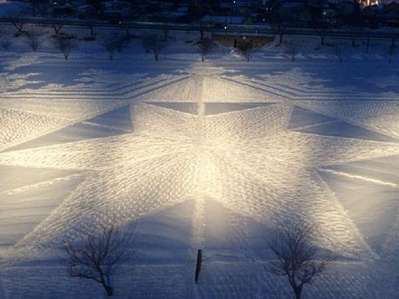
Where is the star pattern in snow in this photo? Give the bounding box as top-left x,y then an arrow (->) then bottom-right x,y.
2,90 -> 399,262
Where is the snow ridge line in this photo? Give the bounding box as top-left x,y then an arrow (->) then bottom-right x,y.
222,76 -> 399,101
0,75 -> 189,100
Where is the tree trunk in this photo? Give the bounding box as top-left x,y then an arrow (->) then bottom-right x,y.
201,55 -> 204,62
154,52 -> 159,61
13,22 -> 25,35
100,274 -> 113,296
279,33 -> 283,45
321,35 -> 324,46
103,284 -> 113,296
294,286 -> 302,299
53,25 -> 62,35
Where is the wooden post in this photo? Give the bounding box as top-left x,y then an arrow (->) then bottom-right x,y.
194,249 -> 202,283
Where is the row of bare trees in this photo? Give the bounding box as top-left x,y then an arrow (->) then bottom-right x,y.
1,23 -> 166,61
1,18 -> 397,63
63,220 -> 328,298
0,24 -> 75,60
2,21 -> 241,62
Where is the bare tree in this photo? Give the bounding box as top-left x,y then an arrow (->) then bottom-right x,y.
102,38 -> 118,60
351,36 -> 357,48
271,15 -> 287,46
267,222 -> 328,299
277,24 -> 287,46
199,23 -> 205,41
162,29 -> 169,41
88,24 -> 96,39
51,24 -> 64,36
237,38 -> 254,62
64,224 -> 132,296
286,41 -> 298,62
53,36 -> 75,60
196,38 -> 215,62
100,34 -> 126,60
10,18 -> 26,36
115,35 -> 130,53
285,39 -> 303,62
24,26 -> 45,52
120,23 -> 130,38
142,34 -> 165,61
314,23 -> 328,47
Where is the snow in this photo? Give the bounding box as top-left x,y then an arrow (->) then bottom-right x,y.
0,28 -> 399,298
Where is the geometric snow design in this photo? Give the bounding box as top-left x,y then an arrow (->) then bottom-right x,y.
146,102 -> 199,115
1,99 -> 399,263
146,102 -> 272,116
290,106 -> 399,142
0,108 -> 66,152
0,101 -> 127,153
1,74 -> 399,269
319,155 -> 399,254
295,119 -> 398,142
133,199 -> 196,264
86,105 -> 133,132
319,167 -> 399,254
288,106 -> 338,129
0,99 -> 127,120
6,105 -> 133,152
205,102 -> 272,115
0,165 -> 77,192
140,76 -> 275,103
297,101 -> 399,140
0,170 -> 83,247
202,76 -> 277,103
